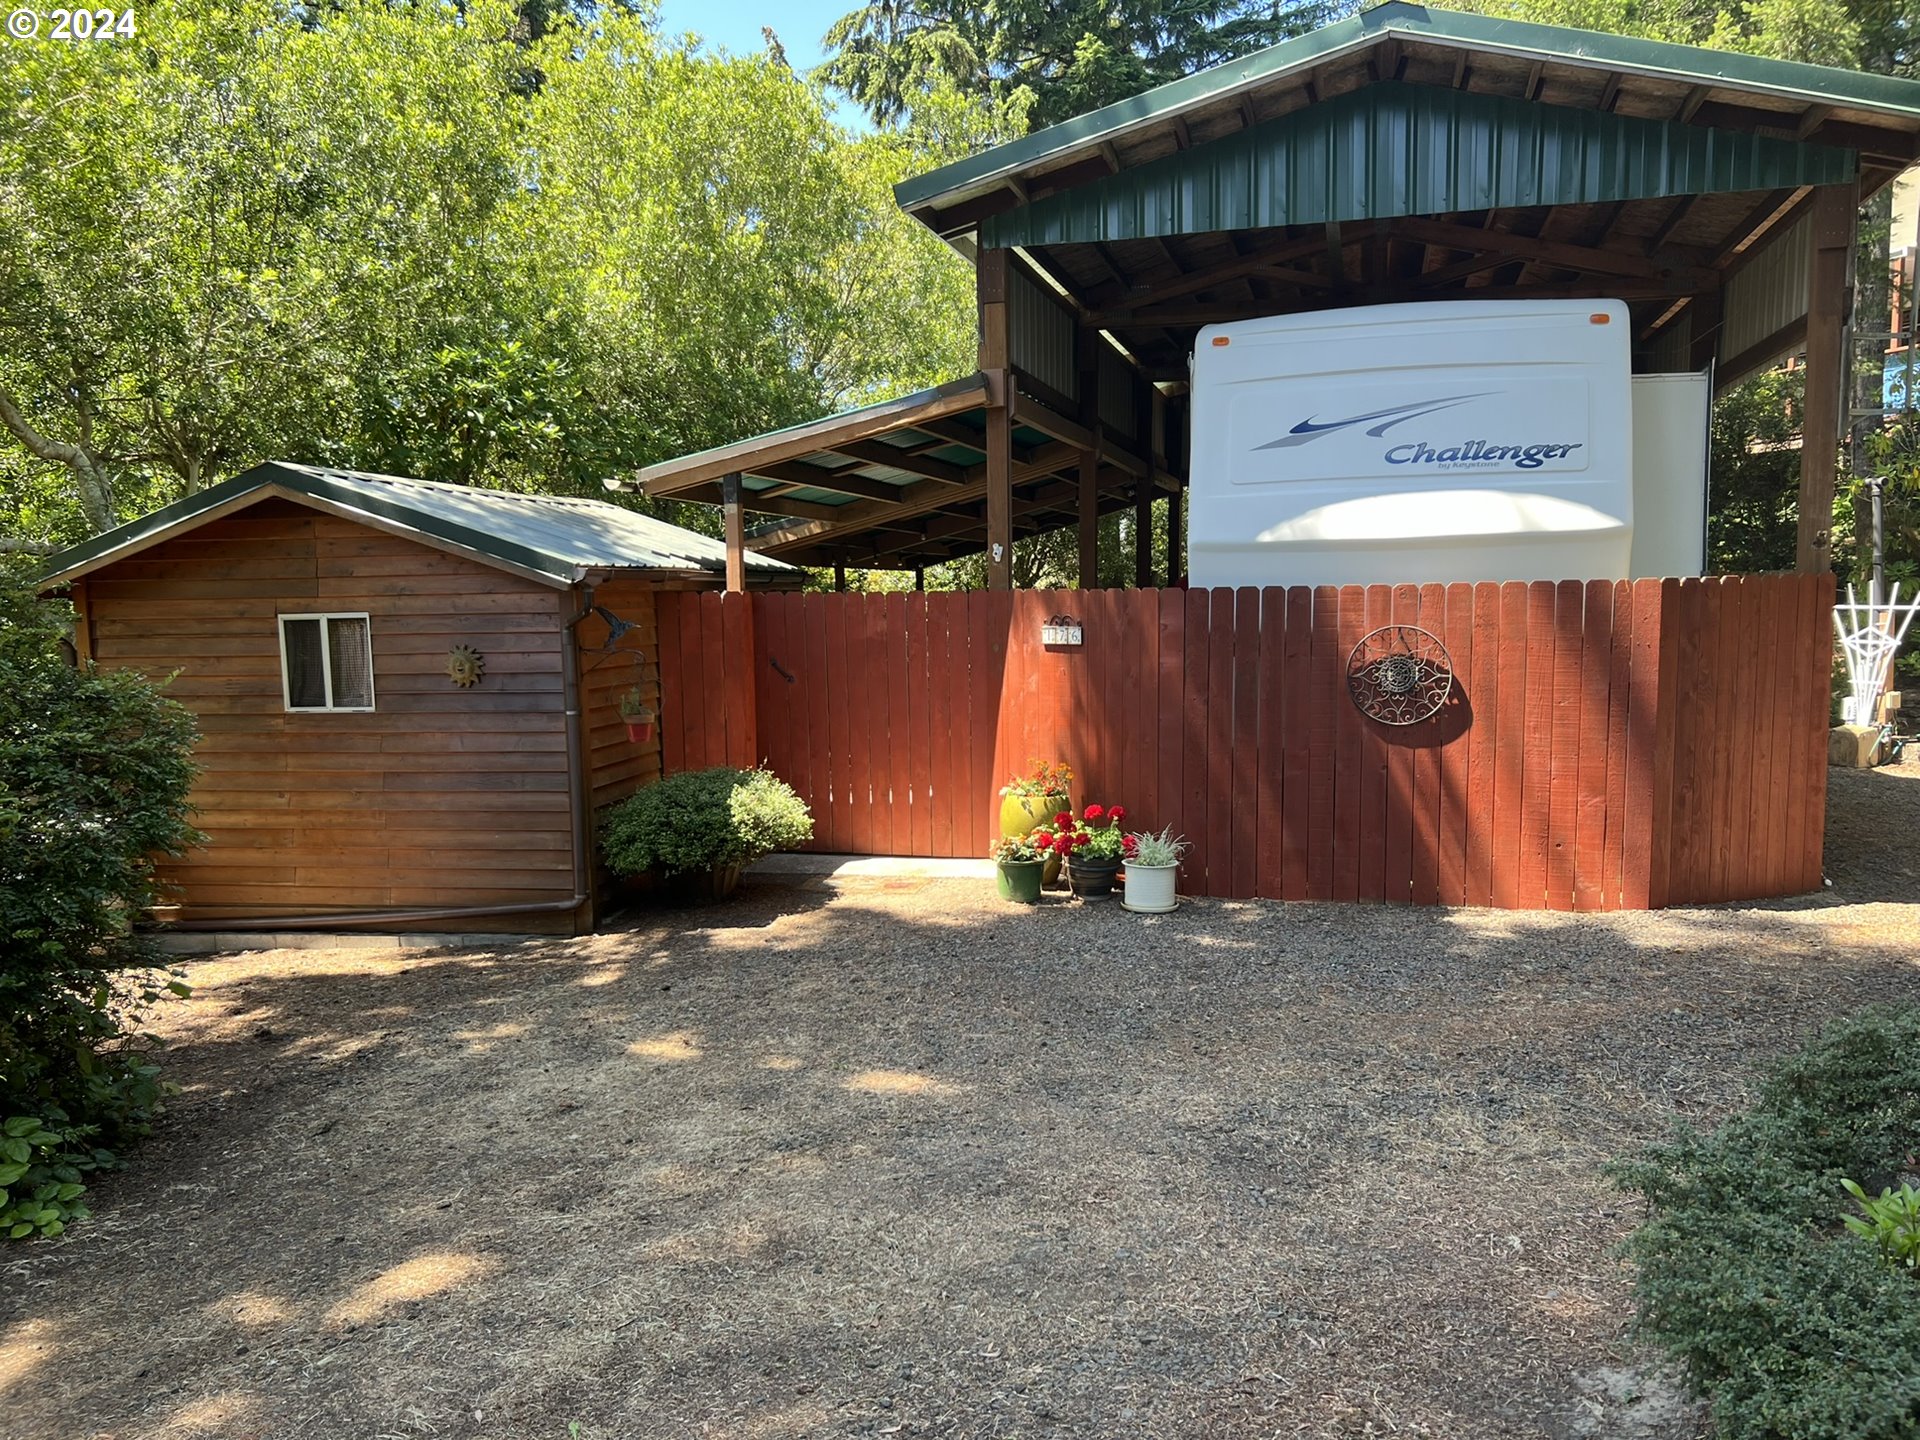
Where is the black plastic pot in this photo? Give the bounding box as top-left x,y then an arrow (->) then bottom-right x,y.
1065,856 -> 1121,898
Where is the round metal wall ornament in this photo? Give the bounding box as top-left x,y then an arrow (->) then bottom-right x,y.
1346,625 -> 1453,725
446,644 -> 486,688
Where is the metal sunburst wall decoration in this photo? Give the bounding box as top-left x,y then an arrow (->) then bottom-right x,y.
446,644 -> 486,688
1346,625 -> 1453,725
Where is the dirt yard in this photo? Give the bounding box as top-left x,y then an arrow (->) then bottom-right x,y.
4,761 -> 1918,1440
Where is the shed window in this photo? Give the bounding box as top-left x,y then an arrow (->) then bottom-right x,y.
279,614 -> 374,712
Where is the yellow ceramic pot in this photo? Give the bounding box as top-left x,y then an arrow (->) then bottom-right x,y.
1000,790 -> 1072,840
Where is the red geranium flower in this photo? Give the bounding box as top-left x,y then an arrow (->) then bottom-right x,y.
1083,804 -> 1105,821
1074,831 -> 1091,847
1031,830 -> 1053,849
1123,834 -> 1139,856
1053,811 -> 1073,830
1053,834 -> 1076,855
1110,806 -> 1127,824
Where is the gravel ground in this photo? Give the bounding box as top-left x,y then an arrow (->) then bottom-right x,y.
2,758 -> 1917,1440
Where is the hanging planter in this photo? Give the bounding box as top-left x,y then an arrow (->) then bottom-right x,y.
619,687 -> 657,745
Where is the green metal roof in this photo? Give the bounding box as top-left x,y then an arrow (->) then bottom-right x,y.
981,80 -> 1855,247
898,1 -> 1920,219
38,461 -> 798,589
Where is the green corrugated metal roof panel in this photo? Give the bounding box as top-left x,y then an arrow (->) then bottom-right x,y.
38,461 -> 798,588
982,81 -> 1855,247
899,2 -> 1920,217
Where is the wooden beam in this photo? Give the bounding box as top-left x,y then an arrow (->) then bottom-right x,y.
1391,215 -> 1718,286
980,248 -> 1014,590
1088,231 -> 1326,311
638,374 -> 988,495
1646,194 -> 1702,253
1715,316 -> 1806,393
746,436 -> 1082,556
1077,324 -> 1101,588
750,460 -> 913,504
827,439 -> 973,486
1711,188 -> 1803,269
1103,280 -> 1696,328
903,416 -> 989,454
721,472 -> 746,595
1798,181 -> 1858,574
680,481 -> 844,524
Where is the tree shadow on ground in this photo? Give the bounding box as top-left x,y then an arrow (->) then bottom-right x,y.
3,796 -> 1916,1440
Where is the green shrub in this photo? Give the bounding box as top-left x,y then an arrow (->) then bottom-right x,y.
0,575 -> 201,1240
601,766 -> 812,877
1610,1006 -> 1920,1439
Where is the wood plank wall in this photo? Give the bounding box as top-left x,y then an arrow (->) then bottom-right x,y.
78,499 -> 582,929
660,573 -> 1831,909
577,579 -> 663,815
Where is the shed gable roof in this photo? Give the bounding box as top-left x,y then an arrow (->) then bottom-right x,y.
37,462 -> 799,589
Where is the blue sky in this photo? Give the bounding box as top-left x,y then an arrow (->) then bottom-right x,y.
654,0 -> 869,126
653,0 -> 852,70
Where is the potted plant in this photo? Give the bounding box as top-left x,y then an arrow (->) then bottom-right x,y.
998,758 -> 1073,840
991,832 -> 1049,904
1039,803 -> 1128,898
618,686 -> 657,744
1121,825 -> 1187,914
601,766 -> 812,904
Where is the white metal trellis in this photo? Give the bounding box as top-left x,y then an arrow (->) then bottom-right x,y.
1834,583 -> 1920,727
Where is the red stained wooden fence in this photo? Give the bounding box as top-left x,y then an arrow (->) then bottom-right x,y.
656,574 -> 1831,910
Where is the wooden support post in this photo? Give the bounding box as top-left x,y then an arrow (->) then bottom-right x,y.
914,566 -> 925,593
979,248 -> 1014,590
1134,479 -> 1154,588
1133,358 -> 1154,588
1076,323 -> 1102,588
1798,182 -> 1858,574
1167,483 -> 1184,586
833,559 -> 847,592
721,471 -> 746,595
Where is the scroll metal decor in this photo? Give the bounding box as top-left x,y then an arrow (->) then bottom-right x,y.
1346,625 -> 1453,725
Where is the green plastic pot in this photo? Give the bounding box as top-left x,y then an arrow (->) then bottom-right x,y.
1000,791 -> 1070,885
995,859 -> 1045,903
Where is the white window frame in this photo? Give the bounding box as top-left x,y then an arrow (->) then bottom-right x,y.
277,612 -> 376,713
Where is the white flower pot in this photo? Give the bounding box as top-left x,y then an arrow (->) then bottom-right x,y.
1121,861 -> 1178,913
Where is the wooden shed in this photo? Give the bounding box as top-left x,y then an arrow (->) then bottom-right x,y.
35,461 -> 798,935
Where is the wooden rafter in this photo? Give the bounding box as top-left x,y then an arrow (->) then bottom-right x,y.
826,439 -> 974,486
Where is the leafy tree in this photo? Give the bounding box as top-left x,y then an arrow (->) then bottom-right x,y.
0,0 -> 540,537
0,2 -> 987,547
819,0 -> 1353,131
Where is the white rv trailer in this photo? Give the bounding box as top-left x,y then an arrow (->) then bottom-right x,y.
1185,299 -> 1709,590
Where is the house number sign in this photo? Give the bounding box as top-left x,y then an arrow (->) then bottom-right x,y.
1041,615 -> 1084,647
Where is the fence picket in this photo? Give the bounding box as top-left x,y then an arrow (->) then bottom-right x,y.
696,579 -> 1817,910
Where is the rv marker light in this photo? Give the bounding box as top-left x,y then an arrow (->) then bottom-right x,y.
1211,336 -> 1231,346
1590,313 -> 1611,324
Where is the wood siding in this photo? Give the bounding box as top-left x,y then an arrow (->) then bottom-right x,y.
78,499 -> 584,930
664,575 -> 1832,909
577,579 -> 663,910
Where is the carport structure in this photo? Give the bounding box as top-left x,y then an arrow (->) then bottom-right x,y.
632,3 -> 1920,589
